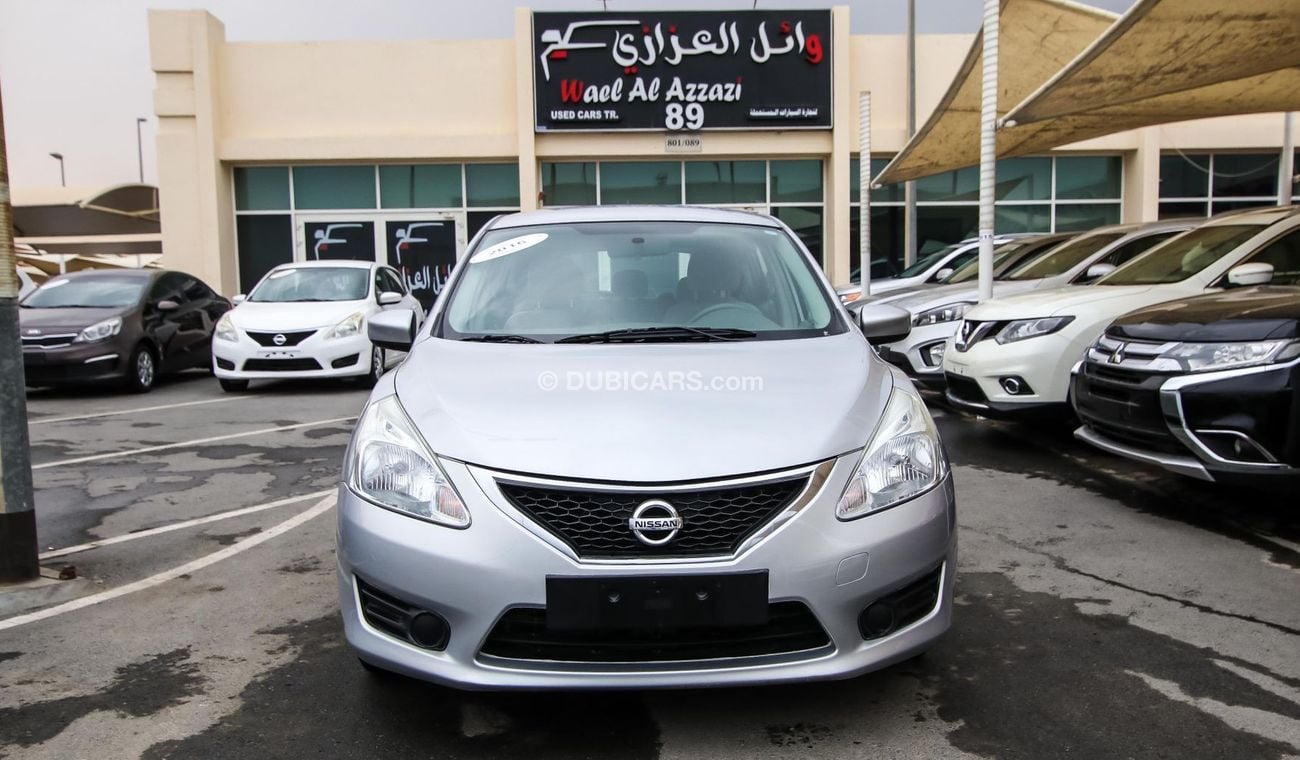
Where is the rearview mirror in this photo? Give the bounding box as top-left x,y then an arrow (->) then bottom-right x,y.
933,267 -> 954,282
369,309 -> 417,352
377,291 -> 403,306
231,294 -> 246,305
856,304 -> 912,346
1226,262 -> 1274,287
1083,262 -> 1116,282
156,299 -> 180,312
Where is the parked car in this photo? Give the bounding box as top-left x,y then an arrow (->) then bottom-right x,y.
338,206 -> 956,689
1072,285 -> 1299,488
943,206 -> 1300,418
868,222 -> 1192,389
212,260 -> 424,392
20,268 -> 230,393
836,234 -> 1029,303
18,268 -> 36,300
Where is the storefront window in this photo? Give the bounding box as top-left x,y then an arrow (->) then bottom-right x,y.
773,206 -> 824,266
600,161 -> 682,204
541,162 -> 597,206
769,160 -> 823,203
849,205 -> 905,281
1055,203 -> 1122,232
1212,154 -> 1280,197
466,164 -> 521,207
293,166 -> 376,210
1158,151 -> 1297,219
995,157 -> 1051,201
1056,156 -> 1122,200
235,215 -> 293,293
380,164 -> 462,209
849,158 -> 903,204
234,167 -> 290,211
684,161 -> 765,204
916,165 -> 978,202
995,204 -> 1052,233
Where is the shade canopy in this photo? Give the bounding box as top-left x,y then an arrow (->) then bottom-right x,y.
874,0 -> 1116,185
875,0 -> 1300,186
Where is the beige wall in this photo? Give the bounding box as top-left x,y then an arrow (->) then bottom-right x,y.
148,8 -> 1299,292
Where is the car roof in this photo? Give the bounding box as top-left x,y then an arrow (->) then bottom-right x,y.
487,205 -> 784,230
272,259 -> 376,270
53,268 -> 157,279
1198,205 -> 1300,227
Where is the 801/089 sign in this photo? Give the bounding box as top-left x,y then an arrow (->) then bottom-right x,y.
533,11 -> 832,132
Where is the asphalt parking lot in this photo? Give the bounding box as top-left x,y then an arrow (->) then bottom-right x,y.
1,373 -> 1297,759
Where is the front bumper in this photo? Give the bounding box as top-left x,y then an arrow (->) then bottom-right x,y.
337,456 -> 957,690
878,323 -> 958,390
212,330 -> 372,380
23,343 -> 129,386
941,330 -> 1089,417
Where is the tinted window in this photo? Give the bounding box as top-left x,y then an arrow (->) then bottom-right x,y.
1098,225 -> 1260,286
23,275 -> 147,308
250,268 -> 370,302
1103,232 -> 1180,267
378,269 -> 405,295
181,276 -> 213,301
149,273 -> 189,304
934,251 -> 977,280
1239,229 -> 1300,285
1004,233 -> 1123,280
897,246 -> 960,278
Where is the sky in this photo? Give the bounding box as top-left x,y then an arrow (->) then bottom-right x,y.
0,0 -> 1136,190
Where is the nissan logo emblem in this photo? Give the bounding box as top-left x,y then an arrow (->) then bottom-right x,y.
628,500 -> 683,546
272,333 -> 287,346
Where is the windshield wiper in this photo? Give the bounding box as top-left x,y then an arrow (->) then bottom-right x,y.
556,326 -> 758,344
460,334 -> 543,344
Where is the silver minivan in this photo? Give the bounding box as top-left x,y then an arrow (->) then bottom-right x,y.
338,206 -> 956,689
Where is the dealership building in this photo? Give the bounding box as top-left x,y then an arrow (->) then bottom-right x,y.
147,7 -> 1299,303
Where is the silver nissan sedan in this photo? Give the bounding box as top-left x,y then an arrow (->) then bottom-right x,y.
337,206 -> 956,689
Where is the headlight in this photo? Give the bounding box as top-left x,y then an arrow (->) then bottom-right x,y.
346,395 -> 469,528
74,317 -> 122,343
995,316 -> 1074,344
1162,339 -> 1300,373
215,313 -> 238,342
327,311 -> 364,340
836,388 -> 947,520
912,302 -> 974,327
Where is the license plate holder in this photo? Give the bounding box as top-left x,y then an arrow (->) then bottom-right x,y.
545,571 -> 769,631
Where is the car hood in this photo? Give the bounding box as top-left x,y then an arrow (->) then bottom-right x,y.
392,331 -> 892,482
228,299 -> 371,331
18,306 -> 128,333
1109,285 -> 1300,342
963,284 -> 1163,321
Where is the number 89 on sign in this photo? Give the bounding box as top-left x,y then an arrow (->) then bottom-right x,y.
665,103 -> 705,131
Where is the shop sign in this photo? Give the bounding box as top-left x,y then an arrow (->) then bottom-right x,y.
533,11 -> 832,132
665,134 -> 702,152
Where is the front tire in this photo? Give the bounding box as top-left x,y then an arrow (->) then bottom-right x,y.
356,345 -> 384,389
125,344 -> 157,393
219,378 -> 249,393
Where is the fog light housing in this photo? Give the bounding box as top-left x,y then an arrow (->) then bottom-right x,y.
999,376 -> 1032,395
408,611 -> 450,649
859,602 -> 897,639
922,341 -> 946,367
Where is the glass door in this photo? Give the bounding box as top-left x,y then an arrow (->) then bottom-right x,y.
381,213 -> 464,311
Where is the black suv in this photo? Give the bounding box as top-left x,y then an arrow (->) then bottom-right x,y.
1071,285 -> 1299,488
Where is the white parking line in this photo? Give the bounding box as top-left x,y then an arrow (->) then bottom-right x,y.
0,495 -> 336,632
28,396 -> 254,426
39,489 -> 336,560
32,416 -> 357,470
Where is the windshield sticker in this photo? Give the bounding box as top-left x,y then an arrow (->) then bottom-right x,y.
471,233 -> 548,263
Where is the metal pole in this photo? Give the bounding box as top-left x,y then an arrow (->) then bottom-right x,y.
0,84 -> 40,583
49,153 -> 64,187
976,0 -> 999,303
136,118 -> 147,184
903,0 -> 918,268
859,91 -> 872,297
1279,112 -> 1295,207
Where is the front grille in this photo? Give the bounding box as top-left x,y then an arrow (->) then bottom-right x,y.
946,373 -> 987,405
1075,362 -> 1187,455
242,357 -> 322,372
21,334 -> 77,349
480,601 -> 829,663
497,476 -> 807,559
245,330 -> 316,347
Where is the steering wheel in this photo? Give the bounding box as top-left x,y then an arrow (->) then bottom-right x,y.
687,302 -> 774,328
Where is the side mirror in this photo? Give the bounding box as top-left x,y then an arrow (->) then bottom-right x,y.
1082,262 -> 1116,282
856,304 -> 912,346
933,267 -> 954,282
231,294 -> 247,305
369,309 -> 417,352
156,299 -> 180,312
377,291 -> 403,306
1226,262 -> 1274,287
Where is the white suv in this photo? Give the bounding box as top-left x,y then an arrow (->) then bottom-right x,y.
943,207 -> 1300,417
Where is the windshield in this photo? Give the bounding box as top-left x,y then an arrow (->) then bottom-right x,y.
250,267 -> 369,302
441,221 -> 841,342
946,242 -> 1028,284
1003,233 -> 1123,281
895,245 -> 960,279
22,275 -> 146,308
1097,225 -> 1260,286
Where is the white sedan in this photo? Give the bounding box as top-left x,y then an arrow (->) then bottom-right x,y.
212,260 -> 424,392
942,206 -> 1300,418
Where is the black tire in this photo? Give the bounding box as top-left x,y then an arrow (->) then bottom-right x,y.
356,345 -> 385,389
125,344 -> 157,394
219,378 -> 250,393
